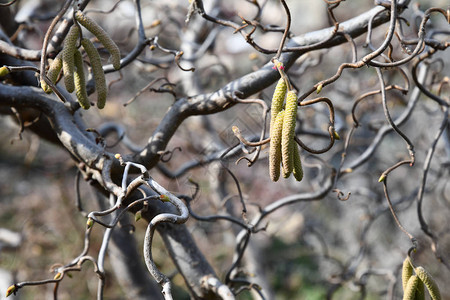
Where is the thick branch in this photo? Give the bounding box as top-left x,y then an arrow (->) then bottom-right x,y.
0,84 -> 108,170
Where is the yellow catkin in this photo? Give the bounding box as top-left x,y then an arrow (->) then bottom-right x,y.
40,79 -> 52,94
270,78 -> 287,131
403,275 -> 420,300
62,26 -> 79,92
81,38 -> 107,108
73,50 -> 90,109
282,144 -> 293,179
282,158 -> 290,178
402,257 -> 414,292
292,142 -> 303,181
415,267 -> 441,300
47,52 -> 63,84
41,52 -> 63,93
281,91 -> 298,175
75,10 -> 121,70
39,80 -> 48,93
416,280 -> 425,300
269,110 -> 285,182
62,25 -> 79,93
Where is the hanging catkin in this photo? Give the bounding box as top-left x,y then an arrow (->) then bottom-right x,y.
75,11 -> 121,70
269,110 -> 285,182
415,267 -> 441,300
62,25 -> 80,93
73,50 -> 90,109
81,38 -> 107,108
281,91 -> 298,175
270,78 -> 287,131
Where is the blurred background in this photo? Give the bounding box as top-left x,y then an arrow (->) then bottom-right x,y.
1,0 -> 449,299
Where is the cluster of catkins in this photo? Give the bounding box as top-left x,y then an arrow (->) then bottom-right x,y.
41,10 -> 120,109
269,78 -> 303,182
401,256 -> 441,300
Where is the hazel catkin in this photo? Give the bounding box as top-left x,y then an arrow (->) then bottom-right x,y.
269,110 -> 285,182
75,10 -> 121,70
402,257 -> 414,292
416,280 -> 425,300
281,91 -> 298,175
73,50 -> 90,109
41,52 -> 63,94
415,267 -> 441,300
81,38 -> 107,108
47,53 -> 63,84
40,79 -> 52,94
62,25 -> 80,93
270,78 -> 287,131
292,142 -> 303,181
403,275 -> 420,300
